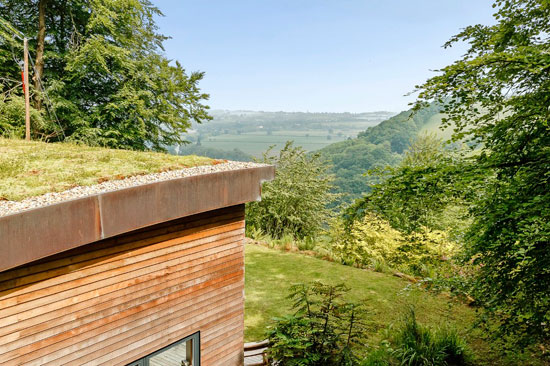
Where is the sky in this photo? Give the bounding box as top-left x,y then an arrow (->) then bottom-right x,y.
153,1 -> 496,113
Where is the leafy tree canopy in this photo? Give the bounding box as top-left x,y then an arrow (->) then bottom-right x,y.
414,0 -> 550,346
318,104 -> 442,205
344,134 -> 478,235
0,0 -> 211,150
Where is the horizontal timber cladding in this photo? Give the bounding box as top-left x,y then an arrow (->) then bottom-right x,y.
0,204 -> 246,366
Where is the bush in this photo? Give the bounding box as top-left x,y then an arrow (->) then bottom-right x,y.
434,328 -> 472,366
331,214 -> 402,268
331,215 -> 458,276
267,281 -> 368,366
397,227 -> 458,276
362,309 -> 473,366
343,134 -> 473,238
246,142 -> 337,240
0,95 -> 48,138
391,310 -> 447,366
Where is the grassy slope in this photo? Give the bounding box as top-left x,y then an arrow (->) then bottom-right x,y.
244,244 -> 544,365
0,138 -> 213,201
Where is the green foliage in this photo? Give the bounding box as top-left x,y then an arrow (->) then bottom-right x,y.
245,244 -> 547,365
357,105 -> 443,154
331,214 -> 459,276
331,214 -> 403,268
398,227 -> 459,275
362,310 -> 473,366
361,348 -> 393,366
267,281 -> 368,366
319,140 -> 400,205
0,94 -> 48,137
0,0 -> 210,149
318,104 -> 443,204
392,310 -> 472,366
414,0 -> 550,346
345,134 -> 477,235
331,135 -> 468,277
246,142 -> 337,239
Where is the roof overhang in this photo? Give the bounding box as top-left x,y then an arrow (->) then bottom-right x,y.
0,165 -> 274,272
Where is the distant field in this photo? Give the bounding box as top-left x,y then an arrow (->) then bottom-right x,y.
183,110 -> 396,157
201,131 -> 349,156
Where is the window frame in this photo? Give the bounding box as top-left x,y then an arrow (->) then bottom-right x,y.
126,331 -> 201,366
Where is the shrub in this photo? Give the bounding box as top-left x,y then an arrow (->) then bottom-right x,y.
331,215 -> 458,276
246,142 -> 337,240
392,310 -> 447,366
397,226 -> 458,275
363,309 -> 473,366
434,328 -> 472,365
0,95 -> 48,138
331,213 -> 403,268
267,281 -> 368,366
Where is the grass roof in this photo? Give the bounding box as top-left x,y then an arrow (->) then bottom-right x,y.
0,138 -> 214,201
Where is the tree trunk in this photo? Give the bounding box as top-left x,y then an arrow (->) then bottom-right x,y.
35,0 -> 47,110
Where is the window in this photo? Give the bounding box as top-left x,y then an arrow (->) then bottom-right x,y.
127,332 -> 200,366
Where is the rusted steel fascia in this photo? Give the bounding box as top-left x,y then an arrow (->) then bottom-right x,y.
99,166 -> 273,239
0,165 -> 274,272
0,196 -> 101,272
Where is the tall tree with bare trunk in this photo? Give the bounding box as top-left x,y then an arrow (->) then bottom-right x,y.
33,0 -> 47,110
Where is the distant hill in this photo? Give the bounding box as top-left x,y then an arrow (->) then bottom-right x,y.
181,110 -> 396,157
317,104 -> 444,205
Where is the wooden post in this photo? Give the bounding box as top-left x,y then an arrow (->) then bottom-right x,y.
23,37 -> 30,141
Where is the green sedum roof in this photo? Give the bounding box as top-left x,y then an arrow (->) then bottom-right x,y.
0,138 -> 214,201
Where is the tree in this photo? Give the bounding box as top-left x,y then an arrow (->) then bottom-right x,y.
34,0 -> 46,110
0,0 -> 210,149
246,141 -> 337,239
414,0 -> 550,346
344,134 -> 476,235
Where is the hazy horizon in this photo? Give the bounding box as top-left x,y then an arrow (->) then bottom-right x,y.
209,108 -> 398,114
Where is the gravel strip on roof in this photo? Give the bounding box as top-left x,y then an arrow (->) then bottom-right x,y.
0,161 -> 268,218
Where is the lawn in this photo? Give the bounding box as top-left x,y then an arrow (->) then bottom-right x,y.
0,138 -> 213,201
244,244 -> 545,365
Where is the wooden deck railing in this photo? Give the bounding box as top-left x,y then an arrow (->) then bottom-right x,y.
244,340 -> 269,366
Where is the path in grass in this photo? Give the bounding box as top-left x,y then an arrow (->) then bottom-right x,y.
244,244 -> 544,365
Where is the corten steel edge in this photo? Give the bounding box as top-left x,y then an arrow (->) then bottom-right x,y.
0,165 -> 274,272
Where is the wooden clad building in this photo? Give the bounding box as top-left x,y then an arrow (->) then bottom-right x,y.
0,165 -> 274,366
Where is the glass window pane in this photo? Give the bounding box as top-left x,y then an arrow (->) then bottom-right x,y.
148,339 -> 194,366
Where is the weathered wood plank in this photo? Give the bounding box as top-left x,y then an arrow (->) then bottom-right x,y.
0,222 -> 244,305
0,246 -> 243,340
0,205 -> 246,366
0,255 -> 244,350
